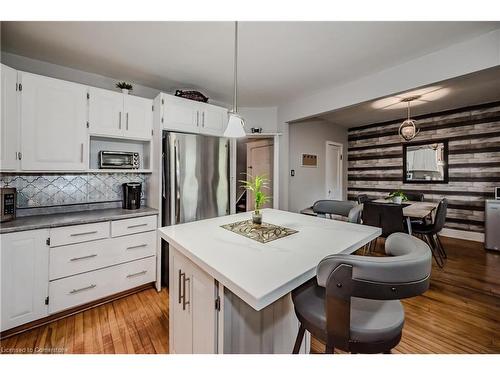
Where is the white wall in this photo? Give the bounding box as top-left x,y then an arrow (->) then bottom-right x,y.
238,106 -> 278,134
288,119 -> 347,213
278,28 -> 500,210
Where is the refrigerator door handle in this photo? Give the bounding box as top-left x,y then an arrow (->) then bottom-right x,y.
161,152 -> 166,199
174,139 -> 181,224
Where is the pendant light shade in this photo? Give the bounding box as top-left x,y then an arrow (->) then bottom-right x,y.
224,21 -> 246,138
398,98 -> 419,141
224,112 -> 246,138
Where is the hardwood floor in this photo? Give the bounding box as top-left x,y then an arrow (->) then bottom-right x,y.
1,236 -> 499,354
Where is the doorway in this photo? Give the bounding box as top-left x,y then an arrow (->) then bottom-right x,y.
236,137 -> 274,212
325,141 -> 343,200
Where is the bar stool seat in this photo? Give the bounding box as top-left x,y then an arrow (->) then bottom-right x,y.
292,281 -> 404,344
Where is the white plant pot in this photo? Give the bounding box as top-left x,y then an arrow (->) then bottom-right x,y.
121,89 -> 129,95
393,196 -> 403,204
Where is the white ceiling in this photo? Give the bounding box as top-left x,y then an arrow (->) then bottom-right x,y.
314,66 -> 500,128
1,21 -> 499,107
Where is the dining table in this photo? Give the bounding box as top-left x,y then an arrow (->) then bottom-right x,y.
372,199 -> 438,234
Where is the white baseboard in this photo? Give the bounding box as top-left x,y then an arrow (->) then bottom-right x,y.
439,228 -> 484,243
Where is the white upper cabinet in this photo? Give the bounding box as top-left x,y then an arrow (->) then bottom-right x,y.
201,103 -> 227,136
161,93 -> 228,136
162,94 -> 200,133
89,88 -> 152,139
88,87 -> 124,137
124,94 -> 153,139
0,229 -> 50,331
20,72 -> 87,171
0,64 -> 20,171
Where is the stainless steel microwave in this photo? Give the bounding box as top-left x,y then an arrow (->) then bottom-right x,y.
99,151 -> 139,169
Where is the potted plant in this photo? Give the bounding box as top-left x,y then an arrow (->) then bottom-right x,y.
116,81 -> 133,94
240,174 -> 271,226
387,190 -> 408,204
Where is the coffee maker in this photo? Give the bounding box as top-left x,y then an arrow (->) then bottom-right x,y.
122,182 -> 142,210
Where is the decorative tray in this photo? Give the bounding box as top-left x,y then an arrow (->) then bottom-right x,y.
221,220 -> 298,243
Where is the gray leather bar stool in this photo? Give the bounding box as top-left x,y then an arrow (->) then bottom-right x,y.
291,233 -> 432,354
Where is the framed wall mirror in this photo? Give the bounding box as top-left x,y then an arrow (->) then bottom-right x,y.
402,140 -> 449,184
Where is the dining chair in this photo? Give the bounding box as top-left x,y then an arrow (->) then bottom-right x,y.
291,233 -> 432,354
362,202 -> 409,252
357,194 -> 370,204
412,198 -> 448,268
312,200 -> 358,222
402,191 -> 424,202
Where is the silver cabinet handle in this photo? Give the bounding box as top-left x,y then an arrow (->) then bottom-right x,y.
119,111 -> 122,129
127,270 -> 147,278
70,230 -> 98,237
15,151 -> 18,160
126,112 -> 129,130
127,223 -> 148,229
126,244 -> 147,250
70,284 -> 96,294
182,275 -> 190,310
202,111 -> 205,127
178,269 -> 183,304
196,110 -> 199,127
80,143 -> 84,163
70,254 -> 97,261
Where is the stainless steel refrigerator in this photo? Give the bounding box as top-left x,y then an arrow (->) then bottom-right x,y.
161,131 -> 230,285
485,199 -> 500,251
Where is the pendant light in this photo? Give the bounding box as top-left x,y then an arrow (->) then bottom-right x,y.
398,96 -> 420,141
224,21 -> 246,138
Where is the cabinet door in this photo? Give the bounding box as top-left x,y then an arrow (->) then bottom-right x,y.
171,250 -> 193,353
88,87 -> 124,137
200,104 -> 227,136
0,64 -> 20,171
191,262 -> 216,353
162,94 -> 200,133
124,95 -> 153,139
0,229 -> 49,331
20,73 -> 87,171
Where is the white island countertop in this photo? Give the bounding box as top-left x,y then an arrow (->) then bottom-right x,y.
158,209 -> 381,311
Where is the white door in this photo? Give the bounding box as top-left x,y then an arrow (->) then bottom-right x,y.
200,104 -> 227,136
171,250 -> 193,353
246,139 -> 274,211
0,64 -> 20,171
0,229 -> 50,331
191,263 -> 216,353
325,142 -> 343,200
162,94 -> 200,133
123,95 -> 153,139
88,87 -> 124,137
20,72 -> 87,171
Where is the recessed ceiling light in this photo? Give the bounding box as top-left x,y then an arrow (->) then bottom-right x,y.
372,86 -> 451,110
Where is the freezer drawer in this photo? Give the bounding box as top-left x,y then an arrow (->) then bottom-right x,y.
485,200 -> 500,251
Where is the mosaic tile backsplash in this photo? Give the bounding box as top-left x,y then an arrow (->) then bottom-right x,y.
0,173 -> 148,208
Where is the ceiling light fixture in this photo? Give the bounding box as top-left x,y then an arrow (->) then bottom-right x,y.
398,96 -> 420,142
224,21 -> 246,138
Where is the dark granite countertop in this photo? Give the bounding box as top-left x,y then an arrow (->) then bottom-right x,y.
0,207 -> 159,234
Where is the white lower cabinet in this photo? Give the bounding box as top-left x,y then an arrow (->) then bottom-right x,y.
0,214 -> 158,332
49,256 -> 156,314
170,247 -> 217,354
0,229 -> 49,331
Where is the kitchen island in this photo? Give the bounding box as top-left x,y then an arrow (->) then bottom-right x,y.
158,209 -> 381,354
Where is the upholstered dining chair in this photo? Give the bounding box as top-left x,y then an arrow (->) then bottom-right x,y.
412,198 -> 448,268
291,233 -> 432,354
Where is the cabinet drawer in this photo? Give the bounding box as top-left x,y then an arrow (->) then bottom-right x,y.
49,231 -> 156,280
49,256 -> 156,314
111,215 -> 156,237
50,222 -> 110,247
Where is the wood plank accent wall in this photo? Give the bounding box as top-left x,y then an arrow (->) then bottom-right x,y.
348,101 -> 500,233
